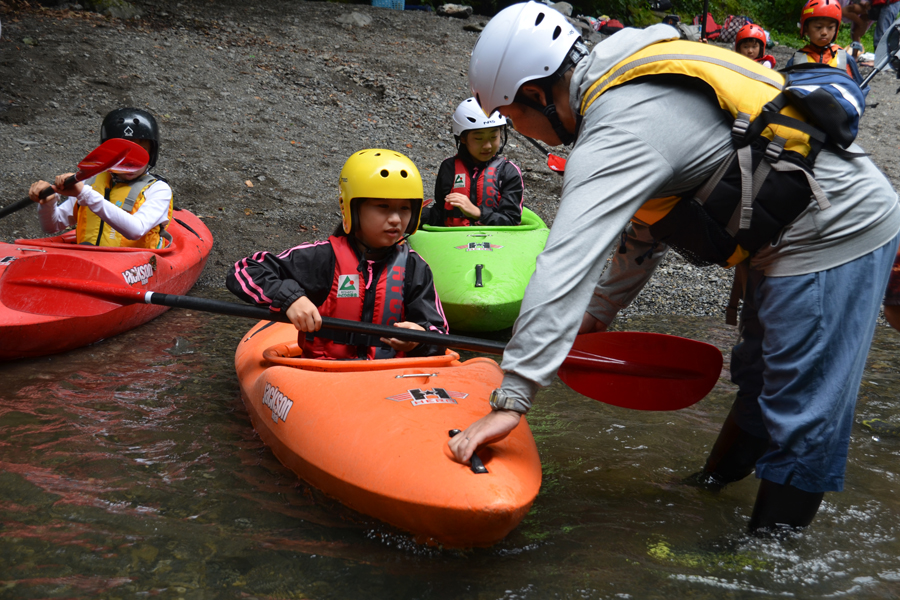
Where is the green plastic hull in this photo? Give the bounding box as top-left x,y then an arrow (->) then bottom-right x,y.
408,207 -> 549,332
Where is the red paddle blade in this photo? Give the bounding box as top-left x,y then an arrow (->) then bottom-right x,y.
75,138 -> 149,180
558,331 -> 723,411
0,254 -> 146,317
547,154 -> 566,173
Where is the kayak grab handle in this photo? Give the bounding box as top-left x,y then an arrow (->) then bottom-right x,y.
475,264 -> 484,288
395,372 -> 438,378
448,429 -> 488,474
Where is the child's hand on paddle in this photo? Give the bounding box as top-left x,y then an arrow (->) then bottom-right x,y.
28,180 -> 58,204
381,321 -> 422,352
286,296 -> 322,332
53,173 -> 83,199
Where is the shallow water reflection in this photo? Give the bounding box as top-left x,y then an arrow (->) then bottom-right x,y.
2,294 -> 900,599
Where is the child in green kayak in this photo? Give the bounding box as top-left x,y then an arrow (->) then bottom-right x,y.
226,149 -> 449,360
420,97 -> 524,227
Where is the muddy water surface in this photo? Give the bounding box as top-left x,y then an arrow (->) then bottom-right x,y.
2,295 -> 900,599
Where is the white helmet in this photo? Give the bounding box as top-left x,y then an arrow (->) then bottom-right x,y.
469,1 -> 581,114
451,97 -> 507,137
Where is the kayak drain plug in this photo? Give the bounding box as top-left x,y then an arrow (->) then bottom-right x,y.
448,429 -> 488,474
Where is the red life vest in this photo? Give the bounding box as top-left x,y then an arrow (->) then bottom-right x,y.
872,0 -> 899,7
304,235 -> 407,360
444,156 -> 504,227
756,54 -> 776,68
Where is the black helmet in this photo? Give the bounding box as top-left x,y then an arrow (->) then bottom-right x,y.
100,108 -> 160,168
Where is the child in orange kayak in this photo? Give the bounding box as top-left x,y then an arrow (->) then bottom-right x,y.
420,97 -> 524,227
788,0 -> 864,83
28,108 -> 173,249
227,149 -> 449,359
734,23 -> 776,68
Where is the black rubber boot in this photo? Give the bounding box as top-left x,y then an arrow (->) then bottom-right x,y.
748,479 -> 824,532
684,407 -> 770,492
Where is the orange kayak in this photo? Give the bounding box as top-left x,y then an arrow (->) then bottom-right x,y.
234,321 -> 542,547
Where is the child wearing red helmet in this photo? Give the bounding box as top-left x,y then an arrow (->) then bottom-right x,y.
788,0 -> 864,82
734,23 -> 776,68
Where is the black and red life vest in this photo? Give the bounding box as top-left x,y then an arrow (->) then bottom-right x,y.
304,235 -> 407,360
444,156 -> 504,227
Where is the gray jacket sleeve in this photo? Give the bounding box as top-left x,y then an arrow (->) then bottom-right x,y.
586,222 -> 668,327
499,124 -> 676,410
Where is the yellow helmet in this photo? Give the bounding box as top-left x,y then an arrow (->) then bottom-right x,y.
338,149 -> 424,236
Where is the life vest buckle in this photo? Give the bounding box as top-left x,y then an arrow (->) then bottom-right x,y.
764,140 -> 784,162
731,115 -> 750,143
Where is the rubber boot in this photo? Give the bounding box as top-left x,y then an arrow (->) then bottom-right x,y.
684,408 -> 770,492
748,479 -> 824,532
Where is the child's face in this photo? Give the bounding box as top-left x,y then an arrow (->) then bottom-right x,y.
355,197 -> 413,248
806,18 -> 838,47
461,127 -> 502,162
738,39 -> 762,60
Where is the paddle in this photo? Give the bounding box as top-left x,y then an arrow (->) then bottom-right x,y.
0,254 -> 723,411
511,130 -> 566,174
0,139 -> 150,219
861,20 -> 900,88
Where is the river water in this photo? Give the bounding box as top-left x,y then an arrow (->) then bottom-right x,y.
2,294 -> 900,599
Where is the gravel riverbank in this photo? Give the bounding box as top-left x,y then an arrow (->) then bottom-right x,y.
1,0 -> 898,326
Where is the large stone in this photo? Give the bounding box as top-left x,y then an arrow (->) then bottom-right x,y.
83,0 -> 141,19
336,12 -> 373,28
550,2 -> 573,17
437,4 -> 473,19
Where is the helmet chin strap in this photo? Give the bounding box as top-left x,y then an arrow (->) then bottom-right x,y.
517,93 -> 579,147
541,100 -> 578,146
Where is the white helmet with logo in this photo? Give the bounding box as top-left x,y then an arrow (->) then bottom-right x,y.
469,1 -> 581,115
451,97 -> 508,137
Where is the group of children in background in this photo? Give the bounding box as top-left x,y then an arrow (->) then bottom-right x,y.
27,0 -> 896,362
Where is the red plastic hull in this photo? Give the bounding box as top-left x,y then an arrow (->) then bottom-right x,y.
0,210 -> 213,360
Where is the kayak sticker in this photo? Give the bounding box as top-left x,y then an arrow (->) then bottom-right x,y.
453,173 -> 466,189
337,274 -> 359,298
455,242 -> 504,251
0,256 -> 16,265
386,388 -> 468,406
262,382 -> 294,423
122,262 -> 155,286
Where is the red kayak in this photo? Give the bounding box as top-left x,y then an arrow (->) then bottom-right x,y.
0,209 -> 212,360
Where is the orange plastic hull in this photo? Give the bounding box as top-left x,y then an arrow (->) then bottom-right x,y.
235,321 -> 542,547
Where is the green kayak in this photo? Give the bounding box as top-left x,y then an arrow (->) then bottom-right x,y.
409,207 -> 550,332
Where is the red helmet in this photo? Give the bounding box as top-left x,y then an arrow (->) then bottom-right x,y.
734,23 -> 767,53
799,0 -> 842,37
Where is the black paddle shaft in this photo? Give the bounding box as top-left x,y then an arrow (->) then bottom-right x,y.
0,175 -> 78,220
146,292 -> 508,355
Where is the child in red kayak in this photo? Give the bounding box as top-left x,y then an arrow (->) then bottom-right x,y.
734,23 -> 776,68
227,149 -> 449,359
420,97 -> 524,227
788,0 -> 864,82
28,108 -> 173,249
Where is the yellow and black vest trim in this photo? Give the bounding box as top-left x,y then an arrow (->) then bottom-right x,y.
75,171 -> 173,249
580,40 -> 832,269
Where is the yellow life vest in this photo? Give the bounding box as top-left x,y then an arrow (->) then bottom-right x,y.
75,171 -> 173,249
580,39 -> 813,158
579,40 -> 830,269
